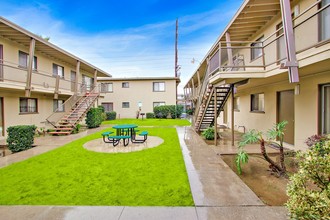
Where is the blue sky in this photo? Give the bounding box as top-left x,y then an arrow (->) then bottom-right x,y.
0,0 -> 243,92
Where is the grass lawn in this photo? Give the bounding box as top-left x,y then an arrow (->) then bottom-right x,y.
0,124 -> 194,206
102,118 -> 191,127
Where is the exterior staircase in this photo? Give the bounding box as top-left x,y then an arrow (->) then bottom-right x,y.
195,84 -> 231,132
46,88 -> 99,135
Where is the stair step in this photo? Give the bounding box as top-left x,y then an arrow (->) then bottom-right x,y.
48,131 -> 71,135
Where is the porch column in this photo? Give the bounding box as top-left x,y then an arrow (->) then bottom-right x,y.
54,75 -> 60,99
225,32 -> 233,67
231,85 -> 235,146
280,0 -> 299,83
93,69 -> 98,90
75,60 -> 80,94
214,88 -> 217,146
218,43 -> 222,71
197,70 -> 201,88
25,38 -> 35,97
191,78 -> 195,99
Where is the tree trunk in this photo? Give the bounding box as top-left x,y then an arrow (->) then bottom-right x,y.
279,145 -> 286,173
260,139 -> 283,173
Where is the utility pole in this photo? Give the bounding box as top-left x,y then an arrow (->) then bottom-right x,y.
175,18 -> 178,78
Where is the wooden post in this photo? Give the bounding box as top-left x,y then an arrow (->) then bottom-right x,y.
94,69 -> 98,91
54,75 -> 60,99
197,69 -> 201,88
231,85 -> 235,146
226,32 -> 233,67
75,61 -> 80,94
218,43 -> 222,71
191,78 -> 195,98
25,38 -> 35,97
214,87 -> 217,146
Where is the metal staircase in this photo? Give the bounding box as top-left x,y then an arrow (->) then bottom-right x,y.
194,84 -> 231,132
46,87 -> 100,135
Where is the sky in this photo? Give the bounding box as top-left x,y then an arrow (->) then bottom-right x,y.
0,0 -> 243,93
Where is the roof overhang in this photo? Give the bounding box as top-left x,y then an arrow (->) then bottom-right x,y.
0,16 -> 111,77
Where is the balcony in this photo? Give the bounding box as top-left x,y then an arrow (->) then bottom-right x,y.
208,1 -> 330,84
0,59 -> 96,96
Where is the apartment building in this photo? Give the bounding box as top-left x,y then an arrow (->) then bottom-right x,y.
184,0 -> 330,149
0,17 -> 111,136
98,77 -> 179,118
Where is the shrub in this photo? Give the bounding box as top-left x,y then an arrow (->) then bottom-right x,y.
286,136 -> 330,219
71,124 -> 81,134
202,127 -> 214,140
98,105 -> 105,113
154,105 -> 184,119
85,107 -> 103,128
186,109 -> 193,115
106,111 -> 117,120
6,125 -> 37,153
146,112 -> 155,119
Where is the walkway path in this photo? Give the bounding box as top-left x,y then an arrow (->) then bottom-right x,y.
0,126 -> 288,220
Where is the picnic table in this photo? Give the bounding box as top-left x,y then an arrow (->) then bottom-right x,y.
112,124 -> 138,137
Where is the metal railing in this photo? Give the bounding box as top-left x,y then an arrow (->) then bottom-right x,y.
207,1 -> 330,76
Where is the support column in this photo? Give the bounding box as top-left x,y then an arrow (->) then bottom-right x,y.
93,69 -> 98,91
225,32 -> 233,67
75,61 -> 80,94
197,70 -> 201,88
218,43 -> 222,71
280,0 -> 299,83
231,85 -> 235,146
214,88 -> 217,146
25,38 -> 35,97
54,75 -> 60,99
191,78 -> 195,99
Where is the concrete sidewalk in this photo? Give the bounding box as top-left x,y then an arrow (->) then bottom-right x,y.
0,126 -> 288,220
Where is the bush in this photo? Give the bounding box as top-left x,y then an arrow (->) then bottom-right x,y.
186,109 -> 193,115
154,105 -> 184,119
202,127 -> 215,140
98,105 -> 105,113
71,124 -> 81,134
286,135 -> 330,219
85,107 -> 103,128
6,125 -> 37,153
106,111 -> 117,120
146,112 -> 155,119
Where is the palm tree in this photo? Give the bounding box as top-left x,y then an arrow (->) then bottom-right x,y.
236,121 -> 288,176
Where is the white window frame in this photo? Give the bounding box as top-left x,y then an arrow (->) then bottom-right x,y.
122,82 -> 129,88
320,0 -> 330,42
250,36 -> 264,61
102,102 -> 114,112
122,102 -> 130,108
153,82 -> 165,92
101,83 -> 113,93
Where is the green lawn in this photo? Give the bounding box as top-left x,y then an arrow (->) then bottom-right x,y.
0,125 -> 193,206
102,118 -> 191,127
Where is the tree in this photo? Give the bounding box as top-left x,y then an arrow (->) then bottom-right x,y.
236,121 -> 288,176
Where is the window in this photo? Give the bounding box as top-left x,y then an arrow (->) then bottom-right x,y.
101,83 -> 113,93
320,84 -> 330,134
320,0 -> 330,41
122,102 -> 130,108
250,36 -> 264,61
234,97 -> 240,111
153,82 -> 165,92
53,64 -> 64,78
20,98 -> 37,113
82,75 -> 94,91
102,102 -> 114,112
19,51 -> 37,70
122,82 -> 129,88
53,99 -> 65,112
153,102 -> 166,108
251,93 -> 264,112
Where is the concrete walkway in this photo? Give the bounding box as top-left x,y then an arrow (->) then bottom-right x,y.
0,126 -> 288,220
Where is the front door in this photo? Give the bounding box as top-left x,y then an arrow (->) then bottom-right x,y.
0,98 -> 4,136
277,90 -> 294,145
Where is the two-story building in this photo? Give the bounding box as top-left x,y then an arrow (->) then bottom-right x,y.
0,17 -> 111,136
98,77 -> 179,118
184,0 -> 329,149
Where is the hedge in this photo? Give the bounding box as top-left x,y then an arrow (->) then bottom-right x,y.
85,107 -> 103,128
6,125 -> 37,153
146,112 -> 155,119
106,111 -> 117,120
154,105 -> 184,119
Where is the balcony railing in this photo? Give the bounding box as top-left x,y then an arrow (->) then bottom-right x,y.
0,59 -> 95,95
207,0 -> 330,76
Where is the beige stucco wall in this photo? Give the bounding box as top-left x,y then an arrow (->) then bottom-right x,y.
223,70 -> 330,149
98,79 -> 177,118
